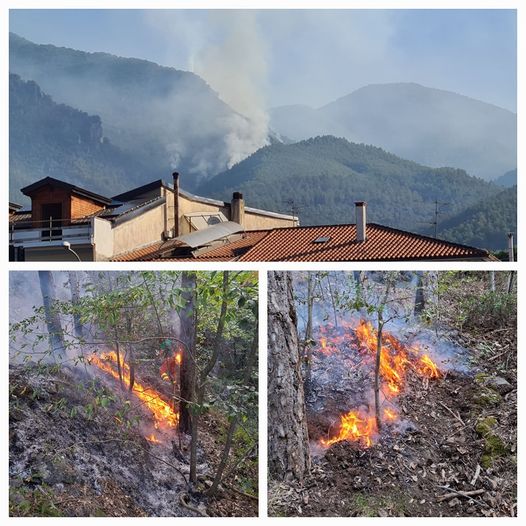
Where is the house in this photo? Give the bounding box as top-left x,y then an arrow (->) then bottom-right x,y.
113,202 -> 497,262
8,173 -> 298,261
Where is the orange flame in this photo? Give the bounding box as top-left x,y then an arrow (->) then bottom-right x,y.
89,351 -> 179,433
321,409 -> 377,448
417,354 -> 441,378
145,433 -> 161,444
319,319 -> 441,449
383,407 -> 398,422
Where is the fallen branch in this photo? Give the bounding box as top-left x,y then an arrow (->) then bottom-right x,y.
438,401 -> 465,426
179,493 -> 209,517
223,481 -> 258,501
470,464 -> 481,486
437,487 -> 488,508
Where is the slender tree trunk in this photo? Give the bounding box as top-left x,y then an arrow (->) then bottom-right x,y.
207,322 -> 258,496
268,271 -> 311,482
489,271 -> 496,292
68,271 -> 83,339
179,271 -> 197,429
191,272 -> 229,485
374,321 -> 384,432
326,273 -> 338,328
507,271 -> 515,294
414,271 -> 425,317
304,273 -> 314,390
38,271 -> 66,359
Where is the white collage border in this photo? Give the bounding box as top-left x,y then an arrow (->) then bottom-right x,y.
2,1 -> 523,523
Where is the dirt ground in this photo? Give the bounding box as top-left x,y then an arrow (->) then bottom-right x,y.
269,326 -> 517,517
9,364 -> 257,517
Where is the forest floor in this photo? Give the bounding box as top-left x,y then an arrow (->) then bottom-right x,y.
9,363 -> 257,517
269,323 -> 517,517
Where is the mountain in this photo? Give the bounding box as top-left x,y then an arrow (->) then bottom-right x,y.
9,32 -> 268,190
440,186 -> 517,251
199,135 -> 508,247
9,74 -> 150,204
270,83 -> 516,182
494,169 -> 517,188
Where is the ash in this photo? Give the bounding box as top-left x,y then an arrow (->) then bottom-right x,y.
9,364 -> 208,517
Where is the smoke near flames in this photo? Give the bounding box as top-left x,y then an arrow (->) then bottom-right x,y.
147,10 -> 270,169
294,271 -> 472,453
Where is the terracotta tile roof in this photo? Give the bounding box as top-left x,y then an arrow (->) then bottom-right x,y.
190,230 -> 270,260
113,231 -> 269,262
111,223 -> 494,262
112,241 -> 167,261
236,223 -> 495,262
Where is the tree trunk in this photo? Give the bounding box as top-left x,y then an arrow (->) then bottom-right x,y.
268,271 -> 311,482
68,271 -> 83,339
304,273 -> 314,390
38,271 -> 66,359
489,271 -> 496,292
414,271 -> 425,317
374,321 -> 384,432
192,271 -> 229,485
207,322 -> 258,496
179,271 -> 197,429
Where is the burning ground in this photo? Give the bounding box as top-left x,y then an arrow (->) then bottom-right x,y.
9,357 -> 256,517
269,271 -> 517,517
9,271 -> 258,517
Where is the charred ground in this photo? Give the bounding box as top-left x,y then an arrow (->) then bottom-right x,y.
9,362 -> 257,517
269,271 -> 516,517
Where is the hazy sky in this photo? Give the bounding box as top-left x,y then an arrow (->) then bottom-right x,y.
10,9 -> 517,112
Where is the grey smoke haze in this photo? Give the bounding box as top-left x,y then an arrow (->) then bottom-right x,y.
9,9 -> 517,183
147,10 -> 270,168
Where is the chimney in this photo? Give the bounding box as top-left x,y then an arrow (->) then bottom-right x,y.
231,192 -> 245,227
355,201 -> 367,242
172,171 -> 180,237
508,232 -> 514,262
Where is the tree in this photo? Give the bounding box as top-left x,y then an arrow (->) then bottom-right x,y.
178,271 -> 197,483
345,272 -> 410,431
68,271 -> 84,339
38,271 -> 65,359
268,271 -> 311,482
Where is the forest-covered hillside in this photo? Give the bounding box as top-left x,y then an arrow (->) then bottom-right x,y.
10,32 -> 266,188
270,82 -> 517,182
441,186 -> 517,251
9,74 -> 150,203
200,136 -> 510,249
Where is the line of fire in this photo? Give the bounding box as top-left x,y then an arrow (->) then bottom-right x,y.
9,270 -> 258,517
268,271 -> 517,517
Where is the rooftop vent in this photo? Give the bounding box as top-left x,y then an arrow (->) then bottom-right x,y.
313,236 -> 331,244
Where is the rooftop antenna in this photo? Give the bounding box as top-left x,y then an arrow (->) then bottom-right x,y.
420,200 -> 449,238
282,198 -> 303,219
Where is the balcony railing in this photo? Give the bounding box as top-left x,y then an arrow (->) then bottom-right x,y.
9,218 -> 93,247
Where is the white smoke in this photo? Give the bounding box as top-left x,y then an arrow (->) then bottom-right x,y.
192,11 -> 270,167
146,10 -> 270,170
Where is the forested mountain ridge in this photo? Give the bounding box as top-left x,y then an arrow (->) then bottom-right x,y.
9,74 -> 150,204
199,135 -> 510,248
270,82 -> 516,182
9,32 -> 267,189
440,186 -> 517,251
494,169 -> 517,188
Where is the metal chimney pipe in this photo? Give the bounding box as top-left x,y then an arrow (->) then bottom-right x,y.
172,171 -> 180,237
231,192 -> 245,227
508,232 -> 514,262
355,201 -> 367,242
